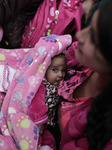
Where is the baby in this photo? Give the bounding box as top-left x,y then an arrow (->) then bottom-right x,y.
27,53 -> 66,149
45,53 -> 66,126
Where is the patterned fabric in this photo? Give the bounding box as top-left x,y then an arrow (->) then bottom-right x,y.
21,0 -> 83,48
43,78 -> 58,127
58,66 -> 93,101
0,34 -> 72,150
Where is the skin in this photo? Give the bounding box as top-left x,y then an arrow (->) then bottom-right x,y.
75,10 -> 112,74
46,55 -> 66,86
82,0 -> 94,22
74,10 -> 112,98
82,0 -> 100,23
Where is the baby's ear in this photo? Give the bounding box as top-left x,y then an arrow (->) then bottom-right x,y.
0,27 -> 3,41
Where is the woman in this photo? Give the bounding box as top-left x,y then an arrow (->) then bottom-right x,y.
59,0 -> 112,149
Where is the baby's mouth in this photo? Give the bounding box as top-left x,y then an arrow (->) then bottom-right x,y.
54,81 -> 60,85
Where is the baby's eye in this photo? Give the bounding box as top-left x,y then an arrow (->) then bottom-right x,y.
52,68 -> 58,72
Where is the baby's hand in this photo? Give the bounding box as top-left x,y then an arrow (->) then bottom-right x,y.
38,125 -> 45,134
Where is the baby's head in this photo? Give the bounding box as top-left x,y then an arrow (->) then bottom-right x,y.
46,53 -> 66,86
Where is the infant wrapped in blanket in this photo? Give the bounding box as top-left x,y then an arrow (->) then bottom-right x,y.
0,34 -> 72,150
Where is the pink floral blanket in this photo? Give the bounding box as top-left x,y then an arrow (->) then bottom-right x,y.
0,34 -> 72,150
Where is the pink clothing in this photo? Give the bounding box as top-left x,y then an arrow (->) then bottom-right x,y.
59,98 -> 93,150
60,98 -> 112,150
21,0 -> 83,48
61,97 -> 89,129
27,78 -> 59,127
58,41 -> 93,100
27,79 -> 58,149
0,34 -> 72,150
27,82 -> 48,126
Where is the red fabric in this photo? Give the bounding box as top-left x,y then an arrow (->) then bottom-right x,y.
27,82 -> 48,126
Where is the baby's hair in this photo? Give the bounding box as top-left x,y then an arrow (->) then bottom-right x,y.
52,52 -> 65,60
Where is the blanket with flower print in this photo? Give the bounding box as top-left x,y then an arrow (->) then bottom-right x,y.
0,34 -> 72,150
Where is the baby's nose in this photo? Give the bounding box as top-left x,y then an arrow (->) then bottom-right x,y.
58,71 -> 63,77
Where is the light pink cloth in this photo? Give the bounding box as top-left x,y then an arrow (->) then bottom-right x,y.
0,34 -> 72,150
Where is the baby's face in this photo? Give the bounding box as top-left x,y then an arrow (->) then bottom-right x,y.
46,56 -> 66,86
